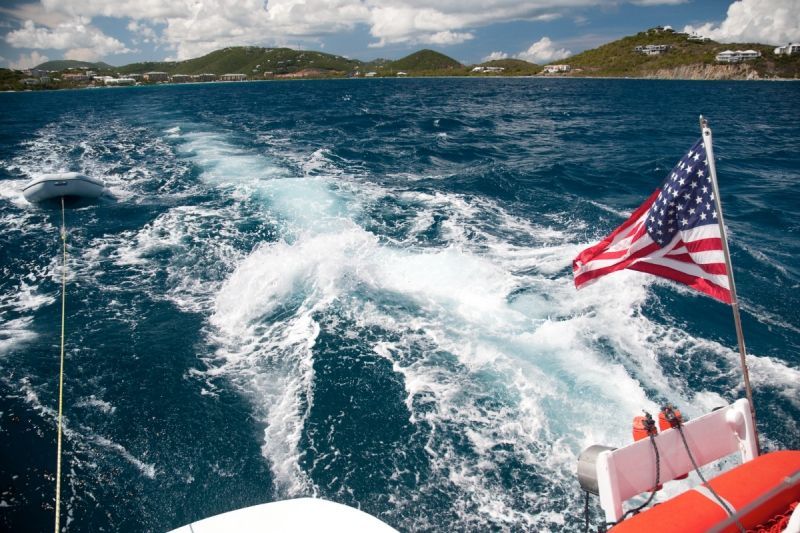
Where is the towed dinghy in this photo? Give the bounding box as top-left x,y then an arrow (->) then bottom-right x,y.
22,172 -> 105,202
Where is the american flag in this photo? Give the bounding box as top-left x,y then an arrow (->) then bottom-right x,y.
573,138 -> 731,303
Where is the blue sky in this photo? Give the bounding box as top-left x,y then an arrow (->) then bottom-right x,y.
0,0 -> 798,69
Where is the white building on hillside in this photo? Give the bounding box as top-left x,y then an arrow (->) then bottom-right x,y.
688,33 -> 710,42
634,44 -> 669,55
144,71 -> 169,82
774,43 -> 800,55
106,78 -> 136,86
543,64 -> 571,73
739,50 -> 761,60
716,50 -> 761,63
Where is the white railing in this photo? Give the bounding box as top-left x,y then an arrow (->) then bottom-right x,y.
596,398 -> 757,522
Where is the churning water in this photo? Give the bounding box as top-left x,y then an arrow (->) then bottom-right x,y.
1,78 -> 798,531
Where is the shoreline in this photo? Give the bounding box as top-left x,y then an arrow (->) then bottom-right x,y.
2,74 -> 798,94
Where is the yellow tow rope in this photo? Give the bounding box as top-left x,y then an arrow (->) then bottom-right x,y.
54,196 -> 67,533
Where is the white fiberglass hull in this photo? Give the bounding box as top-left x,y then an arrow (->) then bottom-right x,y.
22,172 -> 105,202
169,498 -> 398,533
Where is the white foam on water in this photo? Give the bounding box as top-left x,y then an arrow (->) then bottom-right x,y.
0,316 -> 38,356
4,280 -> 56,312
0,261 -> 58,356
90,435 -> 157,479
0,178 -> 32,208
195,170 -> 604,525
209,225 -> 377,495
75,396 -> 116,415
177,130 -> 289,186
93,204 -> 248,312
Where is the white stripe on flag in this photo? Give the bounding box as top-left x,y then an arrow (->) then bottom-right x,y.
680,224 -> 723,242
685,250 -> 726,264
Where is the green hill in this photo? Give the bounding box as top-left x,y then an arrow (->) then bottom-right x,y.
564,27 -> 799,78
34,59 -> 114,71
116,46 -> 360,76
474,58 -> 541,75
387,49 -> 463,72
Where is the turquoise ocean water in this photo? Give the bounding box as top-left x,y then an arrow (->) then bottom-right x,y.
0,78 -> 798,531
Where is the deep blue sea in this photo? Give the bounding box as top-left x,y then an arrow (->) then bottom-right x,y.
0,78 -> 798,532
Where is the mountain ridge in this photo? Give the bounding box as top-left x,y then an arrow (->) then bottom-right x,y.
15,28 -> 800,83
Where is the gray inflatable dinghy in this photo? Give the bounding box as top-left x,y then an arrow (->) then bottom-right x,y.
22,172 -> 105,202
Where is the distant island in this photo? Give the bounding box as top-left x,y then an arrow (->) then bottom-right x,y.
2,27 -> 798,92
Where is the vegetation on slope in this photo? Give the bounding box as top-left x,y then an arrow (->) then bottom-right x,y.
0,68 -> 26,91
474,58 -> 541,75
387,49 -> 463,71
115,46 -> 361,76
33,59 -> 114,71
565,28 -> 799,78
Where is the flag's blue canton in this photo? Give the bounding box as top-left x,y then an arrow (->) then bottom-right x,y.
646,138 -> 717,246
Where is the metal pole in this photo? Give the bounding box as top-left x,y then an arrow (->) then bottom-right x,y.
700,115 -> 760,455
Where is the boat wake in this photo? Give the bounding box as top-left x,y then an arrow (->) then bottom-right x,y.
1,96 -> 798,531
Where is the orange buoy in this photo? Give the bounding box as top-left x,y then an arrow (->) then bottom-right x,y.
633,415 -> 657,440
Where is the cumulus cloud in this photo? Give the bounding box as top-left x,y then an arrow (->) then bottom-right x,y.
127,21 -> 158,44
483,51 -> 509,62
0,3 -> 71,28
426,31 -> 474,45
517,36 -> 572,64
9,50 -> 49,69
1,1 -> 694,61
6,18 -> 131,59
683,0 -> 800,45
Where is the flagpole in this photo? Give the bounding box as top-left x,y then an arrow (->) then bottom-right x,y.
700,115 -> 760,455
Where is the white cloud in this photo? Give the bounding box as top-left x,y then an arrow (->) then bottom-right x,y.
683,0 -> 800,45
1,1 -> 694,61
426,31 -> 474,45
532,13 -> 563,22
64,48 -> 102,61
6,19 -> 131,59
517,36 -> 571,64
9,51 -> 49,69
40,0 -> 188,21
127,20 -> 158,44
483,51 -> 509,62
0,3 -> 72,28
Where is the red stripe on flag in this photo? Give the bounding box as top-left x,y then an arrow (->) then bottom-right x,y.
627,262 -> 732,303
572,190 -> 658,268
574,241 -> 662,287
683,238 -> 724,253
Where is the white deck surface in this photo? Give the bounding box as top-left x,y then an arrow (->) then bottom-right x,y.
169,497 -> 399,533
